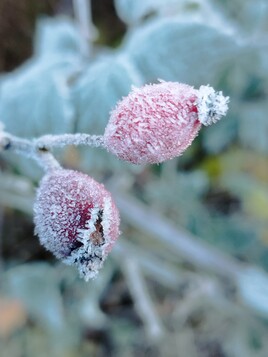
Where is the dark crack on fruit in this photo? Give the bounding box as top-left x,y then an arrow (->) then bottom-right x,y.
90,210 -> 104,246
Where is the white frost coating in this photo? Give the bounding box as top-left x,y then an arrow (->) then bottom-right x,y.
104,81 -> 202,164
35,133 -> 104,150
63,203 -> 107,281
64,198 -> 115,281
102,196 -> 114,249
63,205 -> 104,281
34,169 -> 120,281
196,85 -> 229,126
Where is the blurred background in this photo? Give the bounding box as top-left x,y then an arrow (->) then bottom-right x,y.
0,0 -> 268,356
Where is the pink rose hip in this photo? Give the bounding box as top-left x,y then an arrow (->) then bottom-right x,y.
34,168 -> 120,280
103,81 -> 229,164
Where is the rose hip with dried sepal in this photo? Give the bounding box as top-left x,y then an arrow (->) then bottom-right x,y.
103,81 -> 229,164
34,168 -> 120,281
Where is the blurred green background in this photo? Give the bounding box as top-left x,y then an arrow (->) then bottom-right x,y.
0,0 -> 268,356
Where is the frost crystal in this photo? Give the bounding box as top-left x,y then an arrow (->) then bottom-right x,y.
196,85 -> 229,126
34,169 -> 120,281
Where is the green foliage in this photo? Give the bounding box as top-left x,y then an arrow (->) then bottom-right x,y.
1,0 -> 268,355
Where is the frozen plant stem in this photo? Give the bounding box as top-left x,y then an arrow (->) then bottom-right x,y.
0,81 -> 229,167
0,130 -> 104,171
114,240 -> 182,289
122,257 -> 165,341
0,132 -> 60,172
73,0 -> 98,56
114,192 -> 244,280
35,133 -> 104,150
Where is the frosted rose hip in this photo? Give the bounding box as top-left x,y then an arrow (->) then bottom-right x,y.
103,81 -> 229,164
34,168 -> 120,280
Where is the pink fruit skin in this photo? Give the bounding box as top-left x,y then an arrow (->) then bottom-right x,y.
34,169 -> 120,260
104,81 -> 202,164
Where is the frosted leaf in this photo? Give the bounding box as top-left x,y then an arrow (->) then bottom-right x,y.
238,267 -> 268,316
115,0 -> 158,24
34,16 -> 87,58
122,18 -> 237,86
115,0 -> 231,29
34,169 -> 120,281
5,263 -> 65,331
73,53 -> 144,135
238,101 -> 268,154
213,0 -> 268,34
0,57 -> 78,139
0,16 -> 83,137
0,17 -> 83,178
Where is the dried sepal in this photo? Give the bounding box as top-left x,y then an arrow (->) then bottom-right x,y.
196,85 -> 229,126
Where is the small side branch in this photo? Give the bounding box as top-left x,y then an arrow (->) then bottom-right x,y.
0,131 -> 60,172
73,0 -> 98,56
35,133 -> 104,150
0,126 -> 103,172
121,257 -> 165,341
113,191 -> 245,280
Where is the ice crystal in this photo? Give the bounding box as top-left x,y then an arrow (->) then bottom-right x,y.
34,169 -> 120,280
196,85 -> 229,126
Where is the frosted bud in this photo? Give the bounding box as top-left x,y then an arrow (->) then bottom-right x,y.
103,81 -> 229,164
34,169 -> 120,281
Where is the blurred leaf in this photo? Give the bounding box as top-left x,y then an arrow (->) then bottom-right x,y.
0,58 -> 77,178
4,263 -> 65,332
72,53 -> 144,173
122,18 -> 238,86
0,18 -> 82,139
115,0 -> 158,24
200,214 -> 256,256
219,148 -> 268,183
34,16 -> 86,57
202,114 -> 237,154
146,169 -> 210,229
115,0 -> 192,24
219,172 -> 268,251
73,53 -> 143,135
201,156 -> 222,179
0,58 -> 76,137
238,267 -> 268,317
238,101 -> 268,154
0,297 -> 27,338
115,0 -> 232,30
215,0 -> 268,34
0,17 -> 83,178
